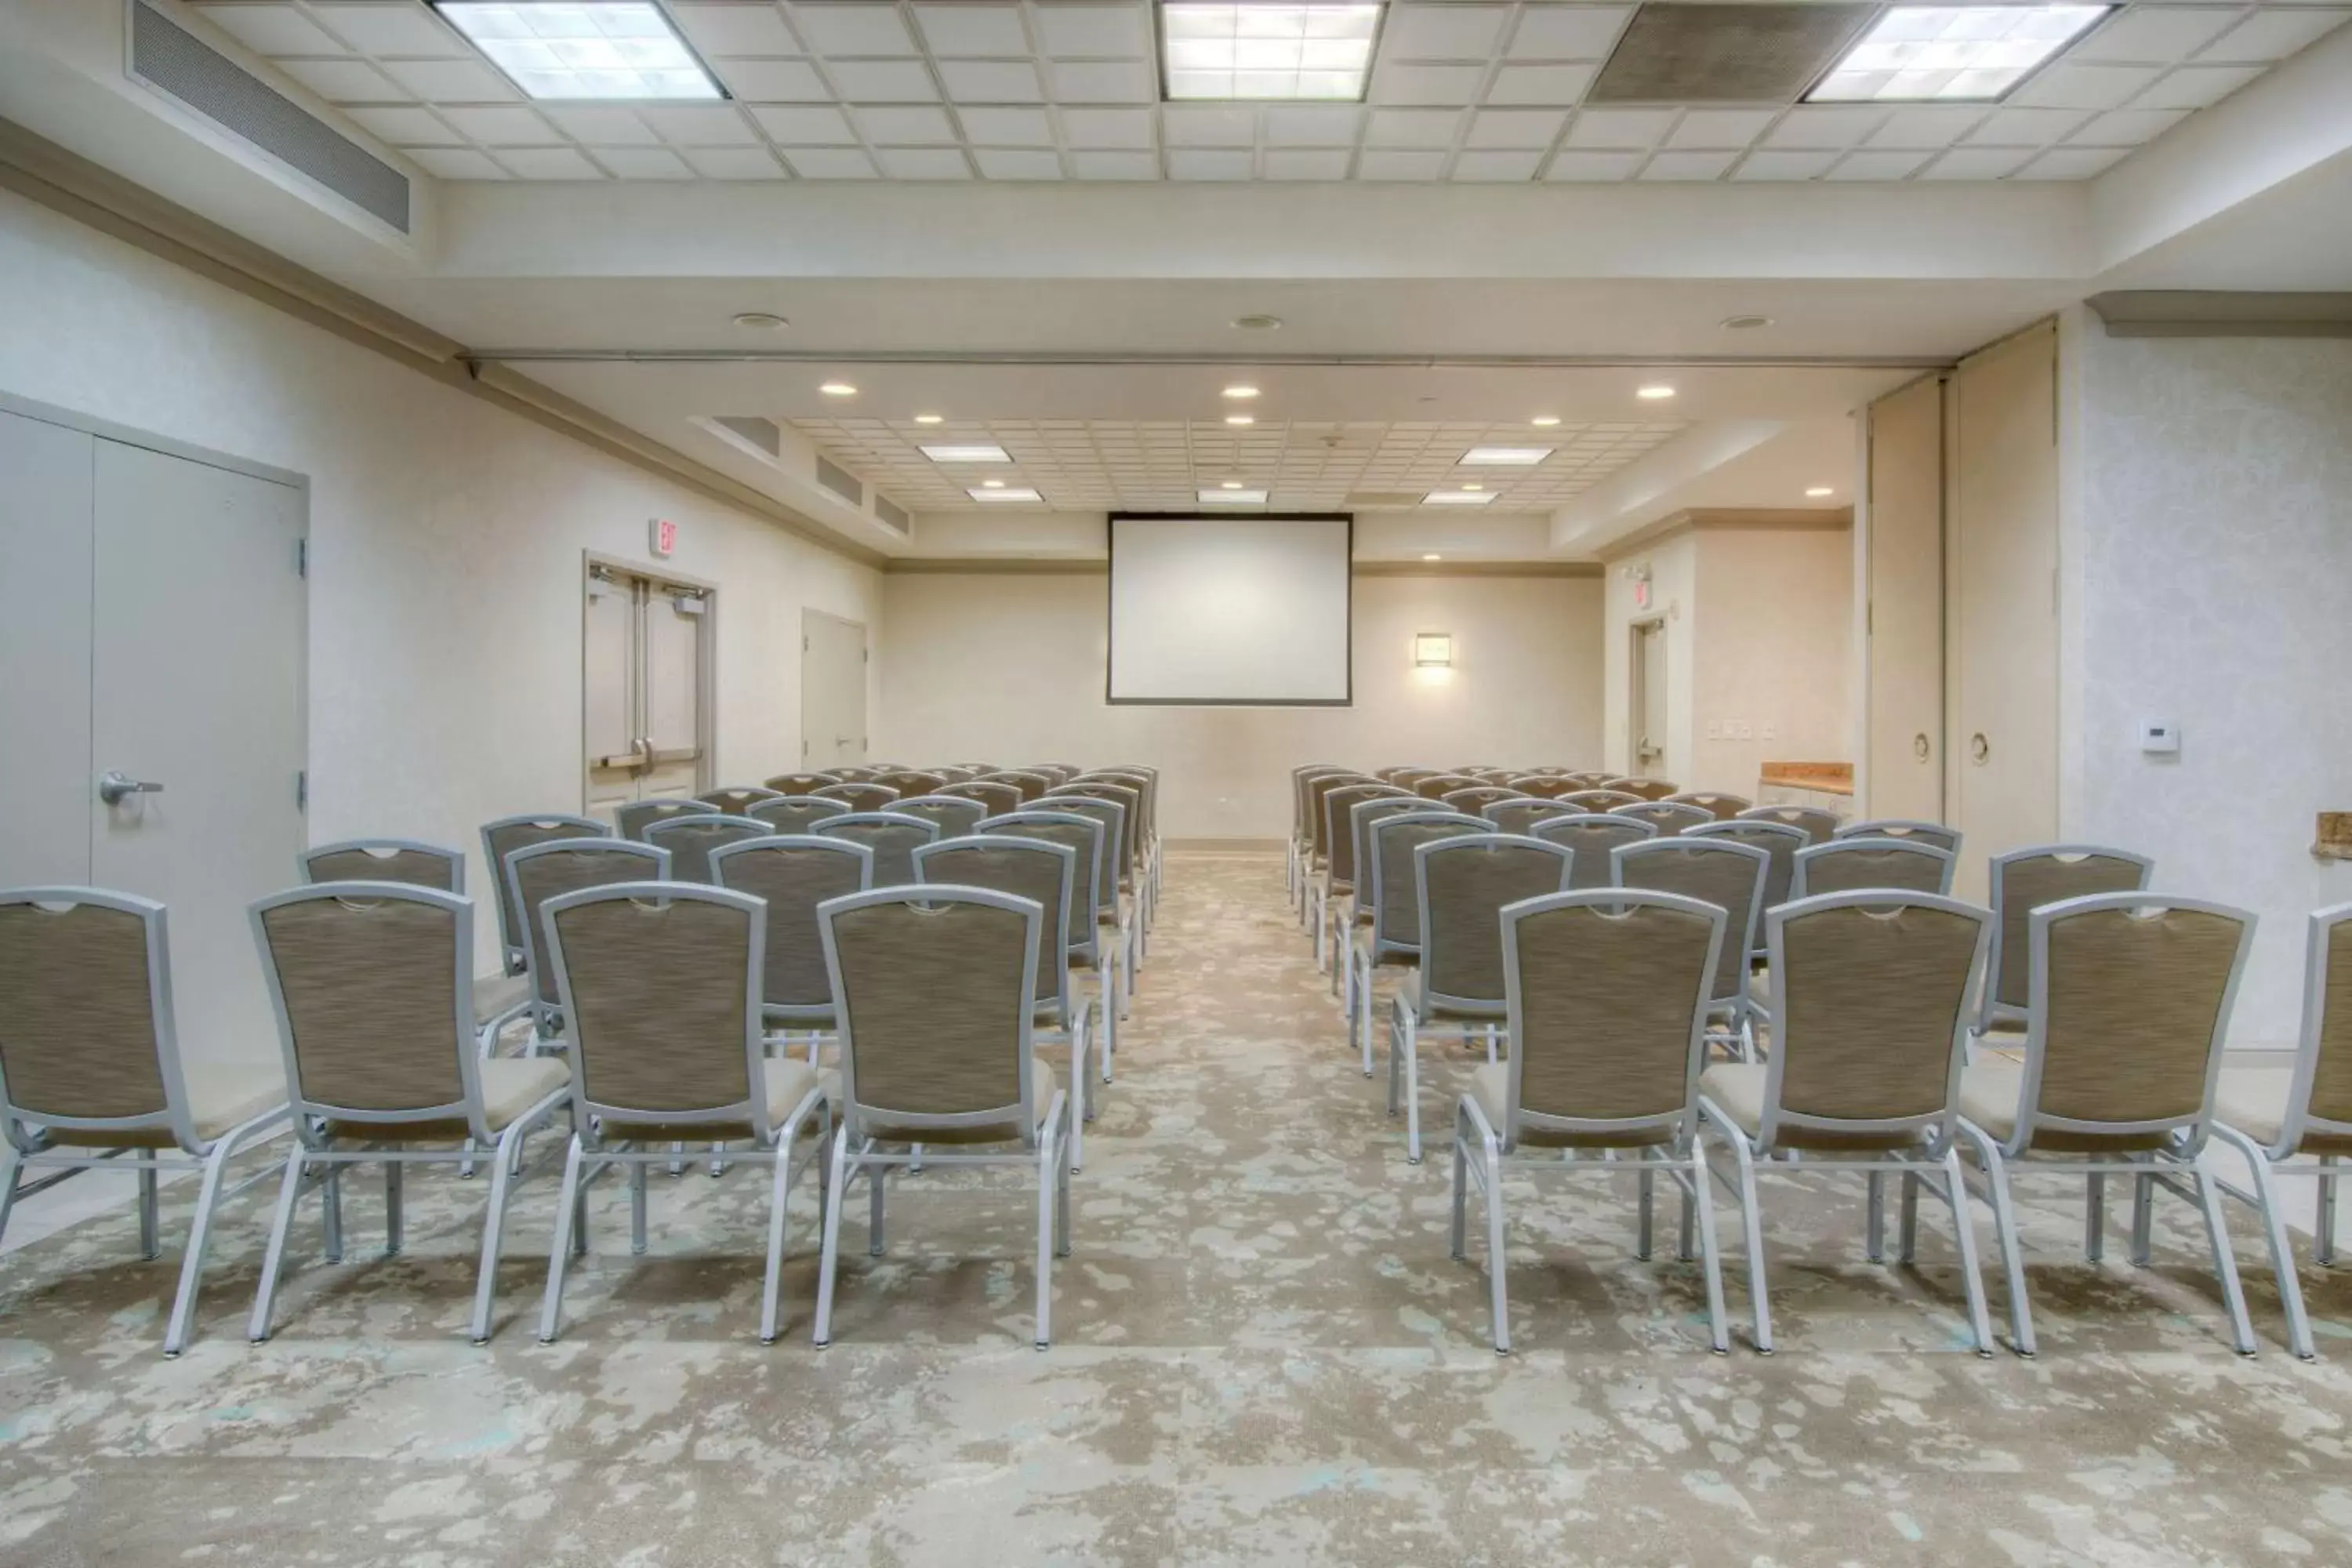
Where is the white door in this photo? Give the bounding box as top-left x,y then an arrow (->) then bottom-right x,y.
1865,374 -> 1946,824
801,610 -> 867,771
583,565 -> 711,824
0,410 -> 96,886
1632,619 -> 1668,777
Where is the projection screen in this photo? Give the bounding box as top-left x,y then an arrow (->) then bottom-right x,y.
1107,514 -> 1352,705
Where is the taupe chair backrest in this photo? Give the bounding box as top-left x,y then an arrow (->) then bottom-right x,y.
1686,818 -> 1808,946
1481,797 -> 1556,837
710,836 -> 873,1017
506,839 -> 671,1009
1563,789 -> 1641,811
981,811 -> 1106,953
1085,768 -> 1156,835
1985,845 -> 2154,1021
815,781 -> 902,813
544,883 -> 774,1141
987,770 -> 1053,804
1505,775 -> 1580,799
916,837 -> 1076,1014
876,770 -> 949,798
1740,804 -> 1842,844
1301,772 -> 1370,861
1612,837 -> 1769,1007
1441,786 -> 1521,815
1376,765 -> 1432,787
748,795 -> 851,833
892,794 -> 988,840
942,779 -> 1024,818
0,888 -> 179,1138
1349,796 -> 1431,911
1791,837 -> 1955,901
952,761 -> 1000,777
481,814 -> 608,967
1412,835 -> 1575,1012
932,765 -> 978,784
1412,772 -> 1482,800
1497,889 -> 1726,1152
818,887 -> 1044,1145
1324,782 -> 1409,890
1602,777 -> 1678,801
763,771 -> 840,795
1612,800 -> 1712,837
302,840 -> 463,894
1051,782 -> 1141,887
1836,818 -> 1958,853
1040,795 -> 1127,916
1756,891 -> 1991,1152
1667,791 -> 1749,821
831,766 -> 880,782
699,786 -> 782,815
812,811 -> 940,888
615,797 -> 717,842
251,882 -> 485,1135
2259,904 -> 2352,1157
1295,764 -> 1350,835
1366,812 -> 1490,960
2006,892 -> 2253,1156
641,813 -> 769,884
1532,812 -> 1657,891
1025,764 -> 1077,785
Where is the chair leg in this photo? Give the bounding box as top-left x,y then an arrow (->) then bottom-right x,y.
759,1137 -> 796,1346
813,1128 -> 851,1348
2318,1156 -> 2339,1267
869,1157 -> 887,1257
1356,966 -> 1376,1078
2129,1167 -> 2154,1267
247,1145 -> 310,1343
384,1159 -> 404,1257
1864,1170 -> 1885,1265
1690,1144 -> 1730,1355
0,1145 -> 20,1254
1940,1149 -> 1997,1357
1481,1132 -> 1509,1354
1636,1164 -> 1654,1262
1056,1111 -> 1074,1260
1898,1170 -> 1921,1265
630,1160 -> 649,1256
2221,1131 -> 2311,1359
138,1164 -> 161,1261
2085,1173 -> 2105,1262
1727,1136 -> 1773,1355
321,1163 -> 344,1264
1677,1171 -> 1697,1264
1399,1014 -> 1425,1164
1962,1126 -> 2036,1358
1098,963 -> 1116,1084
1448,1115 -> 1471,1262
537,1134 -> 586,1344
2190,1166 -> 2259,1356
162,1137 -> 239,1357
1034,1106 -> 1061,1349
470,1123 -> 528,1345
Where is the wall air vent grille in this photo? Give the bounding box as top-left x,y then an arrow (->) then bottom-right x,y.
874,495 -> 911,533
815,456 -> 864,506
711,416 -> 782,457
1590,3 -> 1875,103
130,1 -> 410,233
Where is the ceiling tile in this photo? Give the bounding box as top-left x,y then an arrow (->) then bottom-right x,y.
1507,5 -> 1633,59
343,106 -> 458,144
1564,108 -> 1673,147
2070,107 -> 2189,143
1485,63 -> 1599,104
1035,3 -> 1150,56
2199,9 -> 2352,61
1370,63 -> 1487,104
1264,105 -> 1363,146
913,3 -> 1028,55
2008,62 -> 2164,109
1918,147 -> 2033,180
1164,106 -> 1259,146
786,147 -> 881,178
1639,150 -> 1737,180
1383,4 -> 1512,58
750,104 -> 856,143
958,105 -> 1055,144
937,60 -> 1046,100
641,105 -> 760,145
974,147 -> 1065,179
1665,109 -> 1774,148
310,4 -> 466,56
714,58 -> 832,100
1732,150 -> 1838,180
1864,106 -> 1988,149
276,59 -> 408,103
1265,148 -> 1353,178
1760,107 -> 1881,149
2130,63 -> 2263,109
2071,7 -> 2240,63
1466,109 -> 1568,148
1451,149 -> 1544,181
544,107 -> 662,145
1050,60 -> 1156,101
1544,149 -> 1642,180
668,4 -> 800,55
1364,108 -> 1462,147
595,147 -> 696,180
855,105 -> 958,144
795,3 -> 920,56
2018,146 -> 2131,179
379,58 -> 513,101
827,60 -> 940,100
683,146 -> 789,179
1167,149 -> 1254,180
1356,150 -> 1448,180
1060,107 -> 1155,147
495,147 -> 604,180
437,106 -> 562,145
1826,149 -> 1928,180
405,147 -> 506,180
1964,107 -> 2088,146
877,147 -> 973,178
198,5 -> 345,55
1069,149 -> 1159,179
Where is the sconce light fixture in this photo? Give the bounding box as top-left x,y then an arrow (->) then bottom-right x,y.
1414,632 -> 1453,669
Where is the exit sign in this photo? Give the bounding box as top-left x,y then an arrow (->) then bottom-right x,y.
650,517 -> 677,557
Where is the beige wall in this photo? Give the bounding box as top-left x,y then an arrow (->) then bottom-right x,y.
877,569 -> 1606,837
1599,533 -> 1697,780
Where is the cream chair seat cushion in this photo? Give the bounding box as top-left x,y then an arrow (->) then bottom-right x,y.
186,1062 -> 292,1143
2212,1065 -> 2296,1150
1956,1062 -> 2027,1142
1465,1062 -> 1674,1150
477,1057 -> 572,1131
474,971 -> 533,1027
855,1059 -> 1061,1146
1394,971 -> 1506,1023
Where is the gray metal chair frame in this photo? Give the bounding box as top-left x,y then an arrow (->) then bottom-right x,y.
1835,818 -> 1961,853
481,813 -> 609,974
302,839 -> 463,893
1036,793 -> 1138,1020
708,833 -> 875,1053
698,786 -> 783,815
1613,837 -> 1771,1062
811,810 -> 941,888
1452,888 -> 1731,1356
981,810 -> 1120,1082
813,781 -> 903,813
1316,782 -> 1412,978
1348,812 -> 1491,1077
535,881 -> 831,1345
762,771 -> 842,794
1340,795 -> 1443,1014
811,885 -> 1072,1348
1686,819 -> 1808,960
1562,788 -> 1642,812
1975,844 -> 2155,1040
1790,837 -> 1958,901
985,770 -> 1054,804
1083,768 -> 1161,910
746,794 -> 854,833
0,887 -> 294,1356
1478,797 -> 1557,838
1737,804 -> 1842,844
874,771 -> 950,798
245,882 -> 572,1345
1530,812 -> 1658,892
641,812 -> 770,884
503,838 -> 672,1043
1051,781 -> 1149,958
1696,891 -> 1998,1356
1602,777 -> 1679,801
1288,764 -> 1352,901
891,794 -> 989,841
613,797 -> 718,842
1611,800 -> 1713,837
1955,891 -> 2258,1359
1668,792 -> 1751,821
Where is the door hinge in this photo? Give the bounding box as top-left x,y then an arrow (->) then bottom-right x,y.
802,636 -> 810,652
296,770 -> 307,811
296,538 -> 308,578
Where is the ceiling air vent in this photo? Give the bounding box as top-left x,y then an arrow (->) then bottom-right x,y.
710,416 -> 782,458
130,1 -> 411,233
815,456 -> 864,506
1344,492 -> 1429,510
1589,3 -> 1875,103
873,494 -> 911,534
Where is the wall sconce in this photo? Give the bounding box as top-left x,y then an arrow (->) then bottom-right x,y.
1414,632 -> 1453,669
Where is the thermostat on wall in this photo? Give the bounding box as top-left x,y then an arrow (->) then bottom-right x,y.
2139,719 -> 2181,755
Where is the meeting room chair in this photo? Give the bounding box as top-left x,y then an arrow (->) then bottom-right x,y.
811,885 -> 1073,1348
481,814 -> 609,975
1412,772 -> 1483,801
2208,902 -> 2352,1359
811,811 -> 939,888
1532,812 -> 1657,891
1441,786 -> 1523,817
1085,768 -> 1162,906
1602,777 -> 1679,801
1697,890 -> 1998,1356
699,786 -> 782,815
0,887 -> 293,1356
1955,891 -> 2257,1358
1452,887 -> 1731,1355
1349,812 -> 1490,1077
1479,797 -> 1557,838
1035,793 -> 1138,1016
942,779 -> 1024,818
1614,837 -> 1770,1062
503,838 -> 671,1045
813,781 -> 902,813
1504,775 -> 1580,799
245,882 -> 572,1345
931,765 -> 979,784
1562,789 -> 1642,812
535,882 -> 830,1345
1296,770 -> 1371,924
1612,800 -> 1714,837
1686,819 -> 1808,959
1376,765 -> 1433,787
763,771 -> 840,795
986,769 -> 1054,804
888,794 -> 989,841
710,835 -> 873,1062
875,770 -> 949,798
1976,845 -> 2154,1043
301,839 -> 463,891
1341,795 -> 1443,1014
982,810 -> 1119,1080
614,797 -> 717,842
1388,833 -> 1574,1163
748,794 -> 852,833
1052,780 -> 1149,951
1668,791 -> 1751,822
1738,804 -> 1842,844
1318,782 -> 1411,978
1836,818 -> 1961,853
1791,837 -> 1956,901
642,813 -> 770,884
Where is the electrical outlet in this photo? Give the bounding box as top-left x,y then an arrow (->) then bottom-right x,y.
1761,724 -> 1777,741
1705,720 -> 1722,739
1736,721 -> 1754,740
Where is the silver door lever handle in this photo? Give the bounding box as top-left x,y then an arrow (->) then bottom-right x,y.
99,771 -> 163,805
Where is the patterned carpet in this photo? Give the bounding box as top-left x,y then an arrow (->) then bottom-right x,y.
4,851 -> 2352,1565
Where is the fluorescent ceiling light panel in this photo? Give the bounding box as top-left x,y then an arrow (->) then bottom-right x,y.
920,444 -> 1012,463
1161,3 -> 1384,102
1424,490 -> 1498,506
433,5 -> 724,100
1808,6 -> 2112,103
970,486 -> 1044,503
1199,488 -> 1269,503
1457,447 -> 1552,466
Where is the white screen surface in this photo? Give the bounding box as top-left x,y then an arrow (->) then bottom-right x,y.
1108,516 -> 1352,704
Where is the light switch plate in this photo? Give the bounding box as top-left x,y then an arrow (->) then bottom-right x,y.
1705,720 -> 1722,739
2139,719 -> 2181,755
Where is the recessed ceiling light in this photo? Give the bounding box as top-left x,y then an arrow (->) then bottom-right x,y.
1232,314 -> 1283,331
731,311 -> 786,330
1225,414 -> 1255,426
1220,480 -> 1244,489
1162,2 -> 1382,102
1422,553 -> 1442,561
913,413 -> 944,425
1807,5 -> 2111,103
1806,486 -> 1836,497
920,443 -> 1011,463
1722,314 -> 1773,331
1222,385 -> 1261,400
1459,447 -> 1552,466
432,3 -> 725,100
970,486 -> 1043,503
981,479 -> 1006,488
819,381 -> 857,397
1425,490 -> 1497,506
1530,416 -> 1561,427
1636,385 -> 1677,401
1462,483 -> 1484,492
1200,488 -> 1269,504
